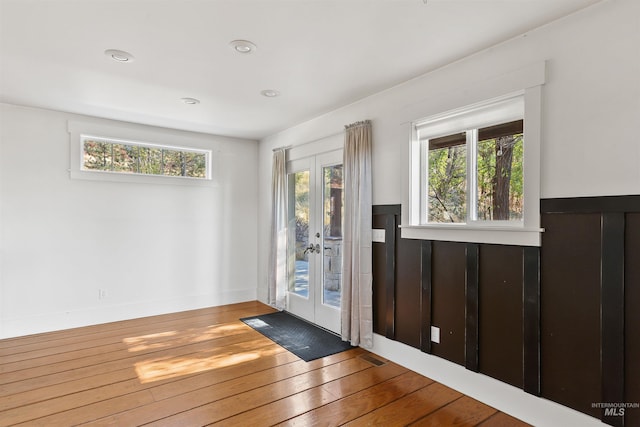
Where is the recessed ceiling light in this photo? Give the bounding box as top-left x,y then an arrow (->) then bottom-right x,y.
104,49 -> 135,62
181,97 -> 200,105
229,40 -> 257,54
261,89 -> 280,98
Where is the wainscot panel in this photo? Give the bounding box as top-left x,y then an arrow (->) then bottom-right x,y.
540,212 -> 602,418
372,205 -> 401,340
478,244 -> 524,389
430,241 -> 466,366
372,213 -> 391,337
395,237 -> 422,348
625,213 -> 640,427
371,196 -> 639,426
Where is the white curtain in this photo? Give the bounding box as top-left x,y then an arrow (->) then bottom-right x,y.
268,148 -> 287,310
341,120 -> 373,348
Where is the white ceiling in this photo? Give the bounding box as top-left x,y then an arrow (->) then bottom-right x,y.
0,0 -> 601,140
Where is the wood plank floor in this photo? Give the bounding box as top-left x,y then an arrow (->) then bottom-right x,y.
0,301 -> 529,426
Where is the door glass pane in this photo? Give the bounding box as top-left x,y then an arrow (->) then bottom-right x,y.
322,164 -> 343,308
288,170 -> 310,298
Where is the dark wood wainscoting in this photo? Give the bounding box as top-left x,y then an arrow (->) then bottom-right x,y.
540,212 -> 602,418
430,241 -> 467,367
372,206 -> 538,394
625,213 -> 640,427
478,244 -> 524,389
540,196 -> 640,427
372,196 -> 640,427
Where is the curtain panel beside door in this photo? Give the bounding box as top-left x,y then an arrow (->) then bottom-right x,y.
341,120 -> 373,348
268,148 -> 287,309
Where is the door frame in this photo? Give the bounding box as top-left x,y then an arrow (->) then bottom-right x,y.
286,149 -> 343,334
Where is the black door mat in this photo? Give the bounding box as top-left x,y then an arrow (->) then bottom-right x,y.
241,311 -> 355,362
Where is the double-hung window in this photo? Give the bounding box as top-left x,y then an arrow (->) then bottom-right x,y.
407,91 -> 542,246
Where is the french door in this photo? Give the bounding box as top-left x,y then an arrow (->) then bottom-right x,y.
286,150 -> 343,333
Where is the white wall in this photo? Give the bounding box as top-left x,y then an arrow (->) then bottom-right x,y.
256,0 -> 639,424
0,103 -> 258,338
258,0 -> 639,298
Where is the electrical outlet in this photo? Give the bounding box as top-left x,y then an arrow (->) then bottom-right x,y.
98,289 -> 107,299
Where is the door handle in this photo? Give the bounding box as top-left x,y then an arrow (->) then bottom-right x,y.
303,243 -> 321,254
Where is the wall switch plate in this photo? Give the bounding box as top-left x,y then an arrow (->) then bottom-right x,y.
431,326 -> 440,343
372,229 -> 386,243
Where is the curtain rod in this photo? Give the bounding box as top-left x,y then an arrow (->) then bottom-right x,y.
272,129 -> 343,152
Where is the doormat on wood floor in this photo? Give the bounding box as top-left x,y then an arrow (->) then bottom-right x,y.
240,311 -> 355,362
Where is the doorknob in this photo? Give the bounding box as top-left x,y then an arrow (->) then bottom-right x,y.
303,243 -> 321,254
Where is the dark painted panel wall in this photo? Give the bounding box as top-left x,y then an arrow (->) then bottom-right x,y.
540,213 -> 601,418
371,196 -> 640,425
372,257 -> 387,334
395,237 -> 422,348
372,214 -> 388,336
431,241 -> 466,366
478,244 -> 524,388
626,213 -> 640,427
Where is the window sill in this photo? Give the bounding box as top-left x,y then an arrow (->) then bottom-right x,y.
400,224 -> 543,247
69,169 -> 216,187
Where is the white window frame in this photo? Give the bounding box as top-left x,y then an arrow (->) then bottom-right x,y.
68,120 -> 216,187
404,88 -> 543,247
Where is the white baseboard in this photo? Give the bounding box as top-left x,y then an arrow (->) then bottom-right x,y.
370,333 -> 604,427
0,289 -> 257,339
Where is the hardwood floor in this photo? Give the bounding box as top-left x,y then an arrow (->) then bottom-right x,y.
0,301 -> 529,426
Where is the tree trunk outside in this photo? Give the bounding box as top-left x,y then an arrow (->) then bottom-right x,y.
493,136 -> 514,220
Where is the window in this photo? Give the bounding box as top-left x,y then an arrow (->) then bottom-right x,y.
406,90 -> 542,246
81,136 -> 210,179
425,119 -> 524,224
68,120 -> 217,187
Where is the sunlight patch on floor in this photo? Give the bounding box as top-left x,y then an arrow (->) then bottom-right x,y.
133,345 -> 283,383
122,322 -> 248,352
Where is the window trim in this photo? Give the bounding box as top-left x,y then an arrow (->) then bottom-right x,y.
404,87 -> 543,247
68,120 -> 217,187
